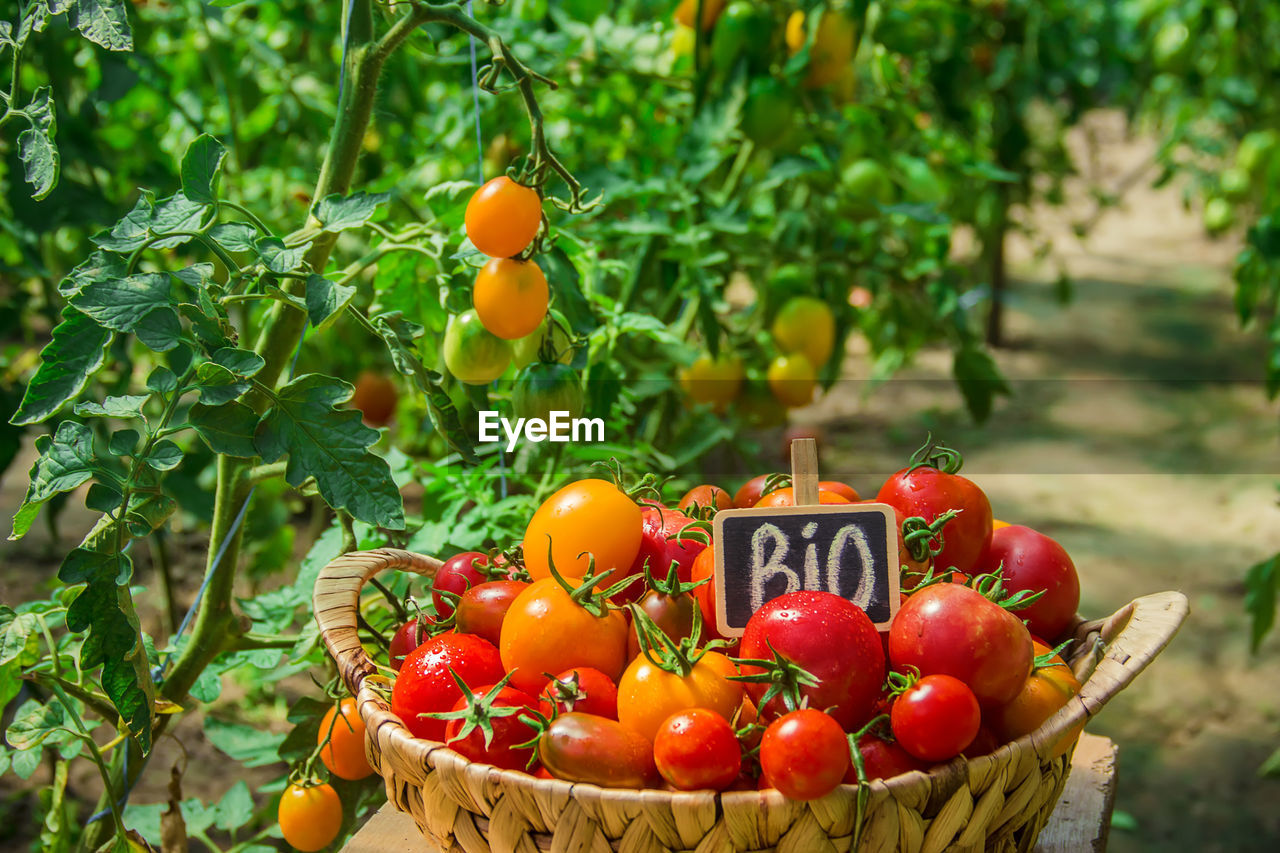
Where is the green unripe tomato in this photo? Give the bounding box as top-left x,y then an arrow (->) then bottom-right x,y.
512,363 -> 584,422
1236,130 -> 1278,176
1218,166 -> 1251,201
742,78 -> 795,149
1203,197 -> 1235,235
444,310 -> 512,385
840,158 -> 894,217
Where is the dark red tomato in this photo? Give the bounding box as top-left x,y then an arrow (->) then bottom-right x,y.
444,684 -> 540,770
538,667 -> 619,720
677,484 -> 733,513
733,474 -> 779,509
888,584 -> 1033,708
391,633 -> 505,742
977,525 -> 1080,640
538,712 -> 656,788
876,467 -> 992,575
433,551 -> 491,618
389,618 -> 431,671
739,591 -> 885,730
626,578 -> 700,660
625,506 -> 706,593
759,709 -> 850,801
654,709 -> 741,791
844,734 -> 928,783
455,580 -> 528,647
890,674 -> 980,762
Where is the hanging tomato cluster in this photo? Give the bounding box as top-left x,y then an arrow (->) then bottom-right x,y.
377,439 -> 1084,801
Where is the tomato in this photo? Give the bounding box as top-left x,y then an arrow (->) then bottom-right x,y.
742,78 -> 796,150
849,286 -> 873,309
443,683 -> 540,771
391,633 -> 505,742
739,591 -> 885,730
818,480 -> 860,502
976,525 -> 1080,640
961,724 -> 1001,758
500,576 -> 630,694
538,667 -> 619,720
890,674 -> 980,762
772,296 -> 836,373
538,712 -> 656,787
678,484 -> 733,513
317,697 -> 373,781
887,583 -> 1033,707
278,782 -> 342,851
465,176 -> 541,259
626,565 -> 702,660
455,579 -> 527,647
523,479 -> 643,583
992,518 -> 1010,531
734,473 -> 779,509
845,734 -> 927,783
349,371 -> 397,427
654,709 -> 741,791
711,2 -> 773,74
473,257 -> 549,340
674,0 -> 725,31
636,504 -> 706,584
443,310 -> 512,385
1203,197 -> 1235,235
799,10 -> 859,89
760,709 -> 849,800
512,362 -> 584,422
989,646 -> 1082,757
679,353 -> 744,408
616,649 -> 742,744
876,458 -> 992,576
840,159 -> 894,218
1236,129 -> 1278,176
753,487 -> 850,508
389,617 -> 432,671
767,354 -> 816,408
689,545 -> 724,640
433,551 -> 491,618
512,308 -> 574,368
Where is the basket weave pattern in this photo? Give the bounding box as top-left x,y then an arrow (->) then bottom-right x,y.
315,548 -> 1188,853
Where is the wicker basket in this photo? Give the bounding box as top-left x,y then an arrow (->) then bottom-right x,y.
315,548 -> 1188,853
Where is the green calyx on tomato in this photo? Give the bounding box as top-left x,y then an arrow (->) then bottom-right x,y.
590,457 -> 666,506
512,309 -> 575,369
628,604 -> 724,678
728,639 -> 823,714
899,508 -> 960,565
425,669 -> 525,747
544,541 -> 639,618
904,433 -> 964,475
513,362 -> 584,423
967,565 -> 1046,612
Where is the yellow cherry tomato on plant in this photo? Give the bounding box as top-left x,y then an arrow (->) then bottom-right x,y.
767,353 -> 816,408
679,353 -> 744,407
771,296 -> 836,370
675,0 -> 726,31
473,257 -> 549,340
523,479 -> 643,582
616,649 -> 742,744
278,782 -> 342,852
318,697 -> 373,781
465,176 -> 542,259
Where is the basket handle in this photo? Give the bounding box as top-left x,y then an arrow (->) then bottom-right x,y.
313,548 -> 445,696
1033,589 -> 1188,755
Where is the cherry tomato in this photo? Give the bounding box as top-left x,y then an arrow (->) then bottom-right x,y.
887,583 -> 1033,707
433,551 -> 490,618
473,257 -> 549,340
845,734 -> 927,783
753,487 -> 850,508
678,484 -> 733,513
444,310 -> 512,385
389,617 -> 432,671
616,650 -> 742,744
465,176 -> 541,259
674,0 -> 725,30
876,462 -> 993,576
742,77 -> 796,149
278,782 -> 342,852
989,644 -> 1082,757
679,353 -> 744,408
349,371 -> 397,427
512,362 -> 583,423
992,518 -> 1010,530
977,525 -> 1080,640
819,480 -> 860,502
739,591 -> 885,730
455,579 -> 527,647
318,697 -> 373,781
654,709 -> 741,791
767,354 -> 816,408
760,709 -> 849,800
689,545 -> 721,638
891,674 -> 980,762
538,667 -> 619,720
444,684 -> 540,771
734,474 -> 780,509
391,633 -> 505,742
628,505 -> 706,588
626,570 -> 701,660
523,479 -> 643,583
500,577 -> 629,694
798,9 -> 858,88
538,712 -> 656,788
772,296 -> 836,372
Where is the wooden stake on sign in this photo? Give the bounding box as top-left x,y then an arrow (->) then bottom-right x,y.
790,438 -> 820,506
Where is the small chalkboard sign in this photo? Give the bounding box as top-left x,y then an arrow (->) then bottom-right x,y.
711,440 -> 900,636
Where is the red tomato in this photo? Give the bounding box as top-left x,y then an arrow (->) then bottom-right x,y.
455,579 -> 528,647
739,591 -> 885,730
389,617 -> 432,671
391,634 -> 505,742
465,176 -> 542,259
888,583 -> 1033,707
443,683 -> 540,770
538,712 -> 657,788
628,505 -> 706,585
678,484 -> 733,513
753,487 -> 850,507
876,464 -> 992,575
733,474 -> 779,509
890,674 -> 980,762
760,709 -> 850,800
538,667 -> 619,720
654,709 -> 742,791
819,480 -> 860,502
626,571 -> 701,660
523,479 -> 643,583
433,551 -> 490,618
845,734 -> 927,783
977,525 -> 1080,640
350,371 -> 397,427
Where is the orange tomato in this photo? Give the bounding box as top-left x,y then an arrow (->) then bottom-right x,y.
733,474 -> 779,508
473,258 -> 549,340
675,0 -> 726,31
754,487 -> 850,508
992,518 -> 1010,531
523,479 -> 643,582
318,697 -> 373,781
277,783 -> 342,852
690,544 -> 719,635
987,642 -> 1083,757
465,176 -> 542,258
349,371 -> 397,428
616,650 -> 742,743
819,480 -> 860,502
678,484 -> 733,513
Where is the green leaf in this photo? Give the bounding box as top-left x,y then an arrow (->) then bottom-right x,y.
85,481 -> 123,513
190,667 -> 222,703
69,0 -> 133,51
109,429 -> 139,455
1245,554 -> 1279,653
180,135 -> 226,204
1260,744 -> 1280,779
143,439 -> 183,471
58,549 -> 154,752
17,87 -> 58,200
189,402 -> 260,457
73,395 -> 150,419
202,717 -> 284,768
195,363 -> 249,405
11,308 -> 113,425
11,422 -> 99,540
952,345 -> 1010,424
5,699 -> 74,751
254,374 -> 404,528
305,275 -> 356,331
92,193 -> 154,252
59,250 -> 127,297
213,781 -> 255,831
313,191 -> 390,232
212,347 -> 265,378
147,193 -> 208,249
0,608 -> 41,667
146,366 -> 177,393
209,223 -> 258,254
254,237 -> 305,273
70,272 -> 177,338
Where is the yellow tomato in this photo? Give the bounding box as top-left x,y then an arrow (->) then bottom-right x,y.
771,295 -> 836,369
522,479 -> 643,582
787,9 -> 858,89
675,0 -> 726,31
679,353 -> 744,407
767,354 -> 817,408
616,651 -> 743,743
